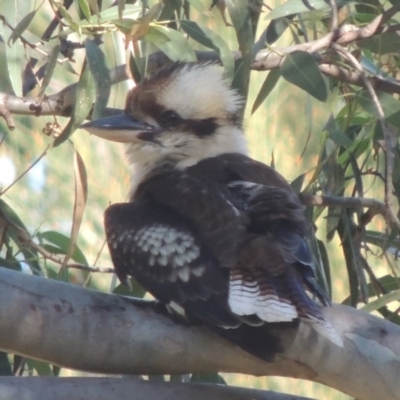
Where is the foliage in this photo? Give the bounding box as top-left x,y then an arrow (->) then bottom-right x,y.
0,0 -> 399,398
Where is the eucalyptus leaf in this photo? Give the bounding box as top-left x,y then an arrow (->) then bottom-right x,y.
85,39 -> 111,120
251,69 -> 281,114
266,0 -> 352,20
39,231 -> 88,266
226,0 -> 253,102
281,51 -> 327,102
144,26 -> 196,62
38,44 -> 60,98
361,290 -> 400,313
180,20 -> 234,80
78,0 -> 92,22
8,9 -> 37,44
54,60 -> 95,146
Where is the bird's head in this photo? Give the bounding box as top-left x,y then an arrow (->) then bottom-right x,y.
82,62 -> 247,170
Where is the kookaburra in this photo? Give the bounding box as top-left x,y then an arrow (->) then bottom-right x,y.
81,62 -> 342,360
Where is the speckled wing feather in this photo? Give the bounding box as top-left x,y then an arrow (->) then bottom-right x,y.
105,200 -> 288,361
134,166 -> 249,269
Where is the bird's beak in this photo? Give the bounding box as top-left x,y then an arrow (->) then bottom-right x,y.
80,113 -> 161,143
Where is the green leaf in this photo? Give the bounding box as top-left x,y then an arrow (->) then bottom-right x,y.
0,256 -> 21,272
359,32 -> 400,55
281,51 -> 327,102
144,26 -> 196,62
190,373 -> 226,384
316,238 -> 332,298
337,211 -> 361,307
38,44 -> 60,98
266,0 -> 351,20
85,39 -> 111,120
38,231 -> 88,265
226,0 -> 253,102
180,20 -> 234,81
79,0 -> 92,22
343,275 -> 400,306
5,40 -> 24,96
8,9 -> 37,44
186,0 -> 208,12
97,4 -> 141,22
290,173 -> 305,193
0,352 -> 12,376
58,6 -> 81,33
361,290 -> 400,313
0,0 -> 33,96
251,68 -> 281,114
356,90 -> 400,121
26,359 -> 54,376
113,277 -> 146,298
54,60 -> 95,146
0,199 -> 41,275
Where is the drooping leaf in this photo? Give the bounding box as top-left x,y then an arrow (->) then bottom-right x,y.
0,199 -> 41,275
359,32 -> 400,55
58,5 -> 81,33
361,290 -> 400,313
0,352 -> 12,376
337,210 -> 362,307
85,39 -> 111,120
290,173 -> 306,193
54,60 -> 95,146
226,0 -> 253,102
316,239 -> 332,298
1,0 -> 33,96
266,0 -> 351,20
281,51 -> 327,102
186,0 -> 208,12
38,231 -> 88,265
8,9 -> 37,45
180,20 -> 234,80
123,3 -> 163,44
356,89 -> 400,128
26,359 -> 54,376
38,44 -> 60,98
87,0 -> 101,20
78,0 -> 92,22
60,151 -> 88,269
251,68 -> 281,114
190,373 -> 226,384
144,26 -> 196,62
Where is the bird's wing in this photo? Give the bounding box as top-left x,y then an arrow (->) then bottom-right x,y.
134,167 -> 248,269
188,154 -> 342,346
105,200 -> 288,361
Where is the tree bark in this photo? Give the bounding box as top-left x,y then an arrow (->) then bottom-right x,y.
0,267 -> 399,400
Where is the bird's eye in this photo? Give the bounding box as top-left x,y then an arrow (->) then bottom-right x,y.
159,110 -> 182,128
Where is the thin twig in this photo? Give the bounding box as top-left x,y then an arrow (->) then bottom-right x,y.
300,193 -> 386,215
318,63 -> 400,95
1,213 -> 114,274
62,263 -> 114,273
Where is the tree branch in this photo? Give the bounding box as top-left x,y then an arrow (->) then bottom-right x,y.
2,9 -> 400,127
0,267 -> 399,400
0,377 -> 315,400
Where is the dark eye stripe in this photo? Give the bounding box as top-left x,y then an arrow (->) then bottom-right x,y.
187,118 -> 217,137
